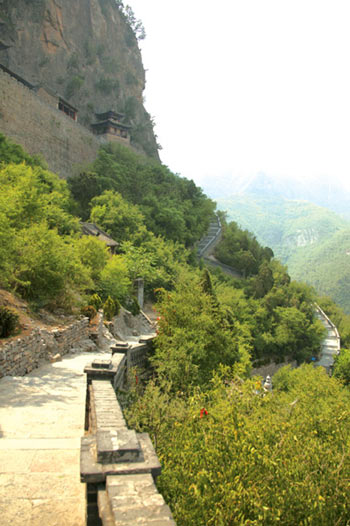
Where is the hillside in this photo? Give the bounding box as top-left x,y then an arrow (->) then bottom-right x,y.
289,229 -> 350,313
217,194 -> 348,260
217,191 -> 350,312
0,0 -> 159,158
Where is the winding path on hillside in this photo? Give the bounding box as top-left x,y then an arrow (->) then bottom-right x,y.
198,221 -> 341,374
314,304 -> 341,373
197,216 -> 242,278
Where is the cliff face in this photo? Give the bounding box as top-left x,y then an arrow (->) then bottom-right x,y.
0,0 -> 159,158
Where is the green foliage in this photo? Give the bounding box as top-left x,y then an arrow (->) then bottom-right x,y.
333,348 -> 350,384
67,171 -> 118,220
121,236 -> 188,297
0,163 -> 79,235
0,133 -> 45,168
13,223 -> 91,306
65,75 -> 84,99
68,143 -> 216,246
127,365 -> 350,526
90,190 -> 148,244
67,53 -> 79,71
103,295 -> 116,320
84,40 -> 97,65
89,293 -> 103,311
218,194 -> 350,312
214,219 -> 273,276
95,76 -> 119,95
0,162 -> 90,308
122,5 -> 146,41
81,305 -> 97,321
126,296 -> 140,316
290,229 -> 350,314
114,297 -> 121,316
76,236 -> 109,282
0,306 -> 19,338
152,269 -> 252,392
99,255 -> 131,303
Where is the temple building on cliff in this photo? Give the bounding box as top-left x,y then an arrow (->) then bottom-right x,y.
91,110 -> 131,145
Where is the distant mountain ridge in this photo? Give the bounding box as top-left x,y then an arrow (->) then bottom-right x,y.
213,173 -> 350,313
203,172 -> 350,219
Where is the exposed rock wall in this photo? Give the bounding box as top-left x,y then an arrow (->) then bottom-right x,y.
0,0 -> 159,159
0,318 -> 91,377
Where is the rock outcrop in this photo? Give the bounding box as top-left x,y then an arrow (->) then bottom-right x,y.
0,0 -> 159,158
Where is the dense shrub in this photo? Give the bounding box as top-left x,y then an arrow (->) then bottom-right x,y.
0,306 -> 19,337
127,365 -> 350,526
89,293 -> 103,311
128,297 -> 140,316
103,296 -> 116,321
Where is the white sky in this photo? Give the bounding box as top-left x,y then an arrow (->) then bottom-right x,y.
127,0 -> 350,190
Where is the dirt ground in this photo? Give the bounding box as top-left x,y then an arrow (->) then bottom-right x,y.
0,289 -> 80,346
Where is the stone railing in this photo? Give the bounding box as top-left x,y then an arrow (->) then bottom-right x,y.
81,337 -> 176,526
0,318 -> 92,378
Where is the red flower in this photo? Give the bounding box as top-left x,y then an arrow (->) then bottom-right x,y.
200,408 -> 208,419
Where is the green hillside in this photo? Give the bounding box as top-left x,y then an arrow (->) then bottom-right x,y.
218,194 -> 350,311
289,229 -> 350,313
4,134 -> 350,526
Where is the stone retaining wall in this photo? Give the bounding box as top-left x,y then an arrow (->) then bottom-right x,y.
0,318 -> 90,378
0,69 -> 100,178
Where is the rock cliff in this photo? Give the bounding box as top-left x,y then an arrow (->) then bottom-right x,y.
0,0 -> 159,158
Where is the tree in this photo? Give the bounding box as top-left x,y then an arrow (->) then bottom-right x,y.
333,348 -> 350,384
90,190 -> 148,244
76,236 -> 110,283
152,269 -> 252,392
99,255 -> 131,303
12,223 -> 91,307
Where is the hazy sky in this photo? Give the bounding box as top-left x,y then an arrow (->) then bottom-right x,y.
128,1 -> 350,190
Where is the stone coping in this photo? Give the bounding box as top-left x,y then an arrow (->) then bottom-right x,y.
81,433 -> 161,484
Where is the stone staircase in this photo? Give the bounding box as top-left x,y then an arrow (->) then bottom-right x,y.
197,216 -> 222,258
197,215 -> 242,278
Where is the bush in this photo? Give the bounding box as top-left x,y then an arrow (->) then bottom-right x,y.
128,296 -> 140,316
65,75 -> 84,99
103,296 -> 116,321
89,293 -> 103,311
81,305 -> 97,321
0,306 -> 19,337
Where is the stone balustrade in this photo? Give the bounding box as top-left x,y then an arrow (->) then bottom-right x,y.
81,336 -> 176,526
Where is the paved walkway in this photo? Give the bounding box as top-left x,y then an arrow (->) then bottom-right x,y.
314,306 -> 340,372
0,349 -> 111,526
